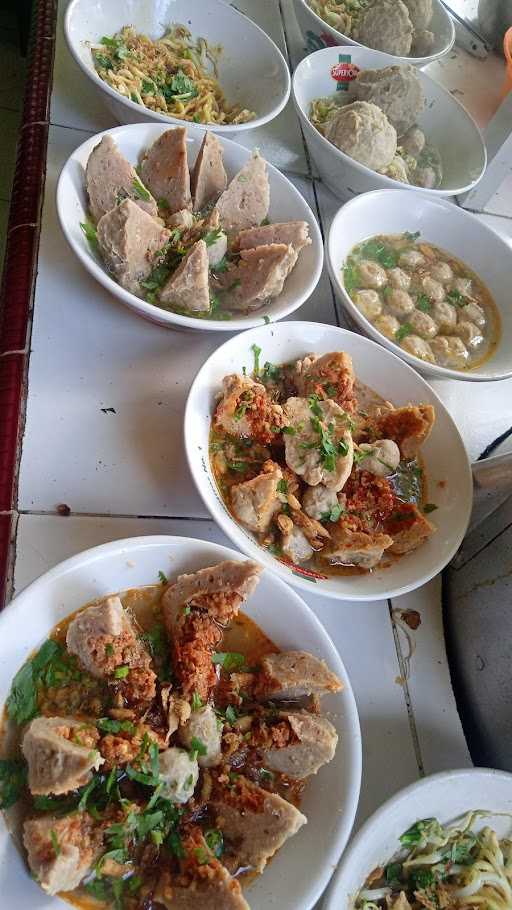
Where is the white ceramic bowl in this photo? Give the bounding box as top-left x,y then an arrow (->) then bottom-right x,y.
64,0 -> 291,136
0,535 -> 361,910
292,45 -> 486,201
184,321 -> 473,602
327,189 -> 512,381
324,768 -> 512,910
56,123 -> 323,332
293,0 -> 455,66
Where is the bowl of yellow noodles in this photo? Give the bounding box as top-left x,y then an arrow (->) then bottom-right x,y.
65,0 -> 291,135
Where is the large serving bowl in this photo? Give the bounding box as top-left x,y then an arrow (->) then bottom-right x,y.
327,189 -> 512,381
324,768 -> 512,910
0,535 -> 361,910
64,0 -> 291,136
184,321 -> 473,602
292,45 -> 486,201
293,0 -> 455,66
56,123 -> 323,332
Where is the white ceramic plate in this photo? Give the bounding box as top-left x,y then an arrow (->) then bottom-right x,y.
184,322 -> 473,602
292,45 -> 486,201
327,189 -> 512,382
64,0 -> 291,136
0,535 -> 361,909
293,0 -> 455,67
56,123 -> 323,331
324,768 -> 512,910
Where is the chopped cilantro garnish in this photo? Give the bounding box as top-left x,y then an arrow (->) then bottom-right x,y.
97,717 -> 135,734
404,230 -> 420,241
225,705 -> 237,725
0,759 -> 26,809
212,651 -> 247,672
205,828 -> 224,858
423,502 -> 438,513
158,570 -> 168,584
131,175 -> 151,202
50,829 -> 60,856
276,479 -> 288,494
191,692 -> 203,711
190,737 -> 207,758
204,228 -> 223,246
113,665 -> 129,679
251,343 -> 262,374
416,294 -> 431,312
395,322 -> 414,343
80,219 -> 98,250
321,503 -> 343,523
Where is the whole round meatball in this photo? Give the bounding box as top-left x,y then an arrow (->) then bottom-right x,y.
400,125 -> 425,158
422,275 -> 445,302
384,155 -> 410,183
400,334 -> 435,362
399,248 -> 425,269
353,289 -> 382,319
324,101 -> 397,171
387,267 -> 411,290
429,261 -> 453,284
403,0 -> 432,30
357,260 -> 387,289
409,308 -> 438,339
430,335 -> 469,369
356,0 -> 413,56
432,300 -> 457,333
374,313 -> 400,339
353,64 -> 425,135
385,288 -> 415,316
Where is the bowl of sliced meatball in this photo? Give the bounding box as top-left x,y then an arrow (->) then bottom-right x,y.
184,321 -> 472,601
56,123 -> 323,330
0,536 -> 361,910
328,189 -> 512,381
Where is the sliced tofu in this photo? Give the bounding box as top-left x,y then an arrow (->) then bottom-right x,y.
231,464 -> 283,533
210,775 -> 306,874
179,704 -> 222,768
158,747 -> 199,803
284,397 -> 354,491
97,198 -> 170,296
66,593 -> 152,679
255,650 -> 342,700
218,243 -> 294,312
154,830 -> 249,910
294,351 -> 357,413
385,502 -> 435,554
85,134 -> 158,223
140,127 -> 192,213
237,220 -> 311,272
262,711 -> 338,778
22,716 -> 103,795
320,525 -> 393,570
215,153 -> 270,233
159,239 -> 210,312
214,373 -> 284,443
191,131 -> 227,211
375,404 -> 435,459
162,560 -> 261,700
23,813 -> 102,895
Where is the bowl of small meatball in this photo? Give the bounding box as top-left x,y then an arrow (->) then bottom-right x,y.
328,189 -> 512,381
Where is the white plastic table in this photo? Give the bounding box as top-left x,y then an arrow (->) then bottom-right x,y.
7,0 -> 512,884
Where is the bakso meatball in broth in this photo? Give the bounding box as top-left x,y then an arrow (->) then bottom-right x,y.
387,267 -> 411,290
432,301 -> 457,333
409,309 -> 438,339
421,276 -> 445,302
385,288 -> 415,317
400,335 -> 435,363
374,313 -> 400,340
353,289 -> 382,320
358,259 -> 388,289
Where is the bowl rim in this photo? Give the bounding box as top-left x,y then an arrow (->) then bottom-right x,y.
0,533 -> 363,910
55,122 -> 324,332
291,45 -> 487,198
326,188 -> 512,382
63,0 -> 292,134
323,767 -> 512,910
293,0 -> 455,66
184,320 -> 473,602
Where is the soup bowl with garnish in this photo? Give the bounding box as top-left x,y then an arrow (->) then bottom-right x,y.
184,321 -> 472,602
327,189 -> 512,381
323,768 -> 512,910
56,122 -> 323,331
64,0 -> 291,135
0,535 -> 361,910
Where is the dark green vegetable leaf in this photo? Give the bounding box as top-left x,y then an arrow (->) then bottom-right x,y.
423,502 -> 438,513
395,322 -> 414,343
205,828 -> 224,858
204,228 -> 223,247
276,479 -> 288,494
416,294 -> 431,312
97,717 -> 135,735
321,503 -> 343,523
190,737 -> 207,758
158,570 -> 168,584
225,705 -> 237,725
0,759 -> 27,809
343,260 -> 361,294
358,238 -> 398,269
404,231 -> 420,241
212,651 -> 247,672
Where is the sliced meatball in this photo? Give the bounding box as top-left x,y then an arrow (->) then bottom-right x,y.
432,300 -> 457,333
85,134 -> 158,223
259,711 -> 338,778
158,747 -> 199,803
453,320 -> 483,347
191,130 -> 227,211
385,502 -> 435,553
320,524 -> 393,569
376,404 -> 435,458
96,199 -> 170,297
23,813 -> 103,895
400,334 -> 435,363
284,397 -> 354,491
214,373 -> 284,444
302,485 -> 339,521
255,650 -> 342,701
281,525 -> 314,563
385,288 -> 415,317
215,153 -> 270,233
430,335 -> 469,369
159,239 -> 210,312
231,463 -> 283,533
374,313 -> 400,339
358,259 -> 387,289
66,594 -> 152,679
421,275 -> 445,302
356,439 -> 401,476
210,775 -> 306,875
217,243 -> 295,311
460,301 -> 486,327
237,221 -> 311,273
409,309 -> 438,339
387,267 -> 411,290
294,351 -> 357,413
22,716 -> 103,796
353,288 -> 382,320
429,261 -> 453,284
139,127 -> 191,213
179,705 -> 222,768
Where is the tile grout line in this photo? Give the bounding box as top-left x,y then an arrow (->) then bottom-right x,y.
388,597 -> 425,777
